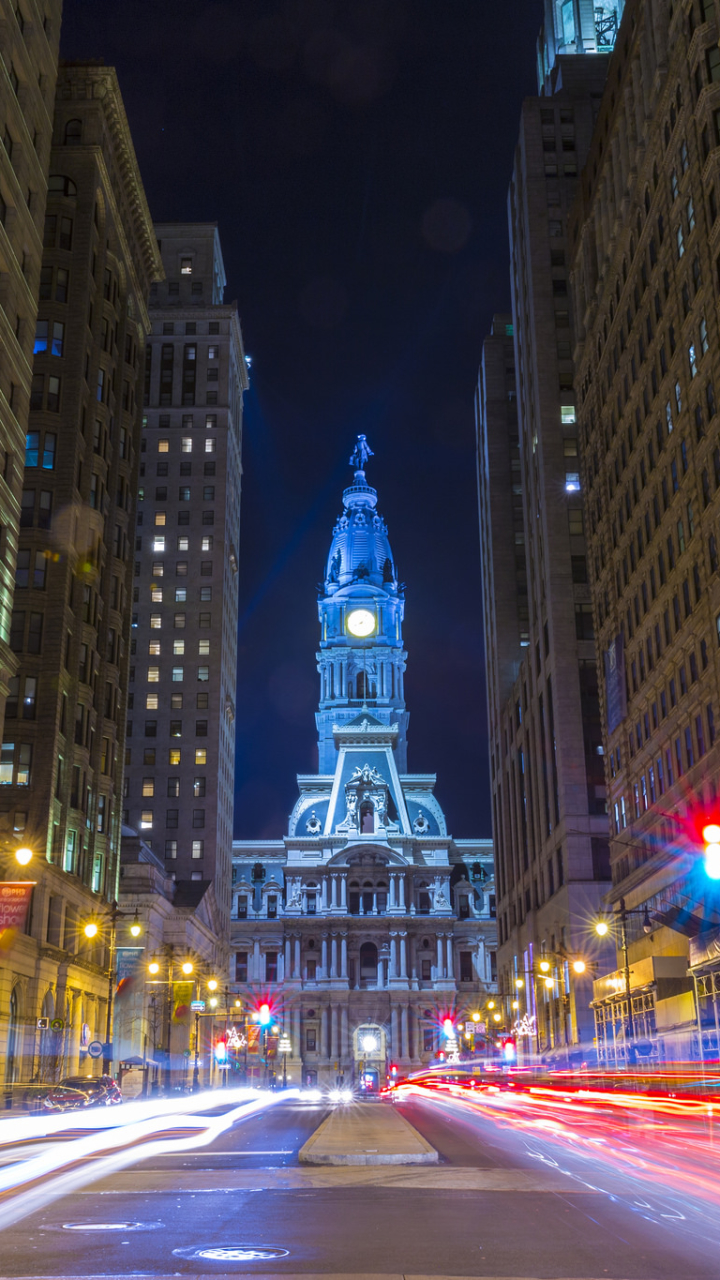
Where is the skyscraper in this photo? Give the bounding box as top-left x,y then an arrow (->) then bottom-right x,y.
571,0 -> 720,1060
0,63 -> 160,1083
124,225 -> 247,933
0,0 -> 62,736
476,5 -> 621,1055
231,442 -> 496,1090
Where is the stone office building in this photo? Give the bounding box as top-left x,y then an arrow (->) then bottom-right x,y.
0,64 -> 161,1084
231,442 -> 496,1089
476,5 -> 620,1058
571,0 -> 720,1060
123,224 -> 247,945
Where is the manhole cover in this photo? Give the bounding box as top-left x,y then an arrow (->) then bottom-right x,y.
59,1222 -> 163,1232
173,1246 -> 289,1262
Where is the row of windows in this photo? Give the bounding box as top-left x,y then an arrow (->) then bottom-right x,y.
140,486 -> 216,501
142,462 -> 216,479
155,321 -> 221,336
131,693 -> 208,712
136,510 -> 215,529
126,720 -> 210,738
153,437 -> 216,454
138,809 -> 206,829
612,705 -> 716,836
0,742 -> 32,786
145,413 -> 218,429
141,665 -> 211,683
146,536 -> 213,552
138,776 -> 206,798
139,561 -> 213,578
140,586 -> 213,606
136,836 -> 204,859
127,747 -> 207,766
143,641 -> 212,660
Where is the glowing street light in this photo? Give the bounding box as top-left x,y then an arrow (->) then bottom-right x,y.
207,979 -> 218,991
539,959 -> 551,973
471,1011 -> 481,1023
514,977 -> 524,988
14,846 -> 32,866
148,959 -> 160,975
492,1012 -> 501,1023
572,959 -> 586,974
487,1000 -> 495,1010
181,961 -> 194,976
83,920 -> 99,939
595,920 -> 610,936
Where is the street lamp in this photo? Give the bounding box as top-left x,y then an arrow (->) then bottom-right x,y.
14,846 -> 33,867
594,898 -> 652,1063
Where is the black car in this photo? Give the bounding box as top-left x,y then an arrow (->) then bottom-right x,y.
42,1075 -> 122,1112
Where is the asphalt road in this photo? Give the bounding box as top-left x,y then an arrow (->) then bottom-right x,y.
1,1092 -> 719,1279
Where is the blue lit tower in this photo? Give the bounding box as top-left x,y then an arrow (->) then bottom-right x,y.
316,437 -> 408,772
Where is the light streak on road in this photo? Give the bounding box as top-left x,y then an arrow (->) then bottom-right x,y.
0,1088 -> 301,1231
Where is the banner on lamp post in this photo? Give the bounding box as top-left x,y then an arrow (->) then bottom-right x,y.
172,981 -> 194,1023
116,947 -> 143,998
0,882 -> 35,951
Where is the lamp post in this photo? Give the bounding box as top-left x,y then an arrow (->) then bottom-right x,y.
82,905 -> 143,1075
595,898 -> 652,1065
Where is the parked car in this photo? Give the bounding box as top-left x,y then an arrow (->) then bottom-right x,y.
42,1075 -> 122,1112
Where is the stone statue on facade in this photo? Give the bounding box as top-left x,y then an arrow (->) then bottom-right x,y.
413,810 -> 430,834
327,550 -> 341,583
432,877 -> 450,910
306,810 -> 322,834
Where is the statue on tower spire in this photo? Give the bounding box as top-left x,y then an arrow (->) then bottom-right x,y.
349,434 -> 373,472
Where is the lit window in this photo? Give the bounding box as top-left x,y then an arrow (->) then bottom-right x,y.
146,694 -> 158,710
181,437 -> 192,453
165,840 -> 177,859
173,640 -> 185,655
198,640 -> 210,656
565,472 -> 581,492
176,561 -> 188,576
172,666 -> 184,682
155,512 -> 166,526
181,257 -> 192,274
192,839 -> 204,858
140,810 -> 153,829
208,345 -> 218,360
151,588 -> 163,603
148,667 -> 160,683
153,537 -> 165,552
142,778 -> 155,797
175,588 -> 187,602
174,612 -> 186,629
177,536 -> 189,551
158,439 -> 169,453
169,748 -> 181,765
150,614 -> 162,629
205,438 -> 216,453
195,749 -> 206,765
201,536 -> 213,551
149,641 -> 161,655
0,743 -> 14,785
197,665 -> 209,682
561,406 -> 576,424
152,562 -> 164,577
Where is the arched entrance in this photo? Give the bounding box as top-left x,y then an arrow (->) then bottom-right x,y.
353,1022 -> 386,1093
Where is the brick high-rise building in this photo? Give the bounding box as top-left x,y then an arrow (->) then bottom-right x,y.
571,0 -> 720,1061
0,0 -> 62,738
124,224 -> 247,936
476,4 -> 621,1058
0,63 -> 160,1084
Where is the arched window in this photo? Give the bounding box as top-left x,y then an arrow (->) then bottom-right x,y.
359,800 -> 374,833
48,174 -> 77,196
64,118 -> 82,145
359,942 -> 378,981
6,988 -> 20,1083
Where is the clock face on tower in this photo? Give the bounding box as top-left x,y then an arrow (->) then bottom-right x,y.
346,608 -> 376,638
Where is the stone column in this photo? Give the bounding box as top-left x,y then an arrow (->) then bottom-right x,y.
294,936 -> 301,978
436,935 -> 444,979
389,875 -> 396,909
391,1005 -> 400,1059
253,939 -> 261,981
401,1005 -> 409,1059
372,891 -> 378,915
446,936 -> 454,979
341,935 -> 348,978
390,934 -> 397,979
340,877 -> 347,909
293,1008 -> 301,1059
278,951 -> 285,982
284,937 -> 291,978
331,934 -> 338,978
321,935 -> 328,979
399,876 -> 406,910
326,1005 -> 332,1059
400,932 -> 407,978
331,876 -> 338,908
322,879 -> 328,910
377,957 -> 385,988
341,1006 -> 349,1060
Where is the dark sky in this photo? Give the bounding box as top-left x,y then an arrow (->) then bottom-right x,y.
61,1 -> 540,841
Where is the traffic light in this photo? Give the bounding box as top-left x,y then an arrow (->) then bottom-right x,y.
442,1017 -> 454,1037
389,1063 -> 398,1078
703,824 -> 720,879
500,1037 -> 516,1062
214,1037 -> 227,1063
258,1002 -> 272,1026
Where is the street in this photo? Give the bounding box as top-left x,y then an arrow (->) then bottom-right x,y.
0,1089 -> 720,1278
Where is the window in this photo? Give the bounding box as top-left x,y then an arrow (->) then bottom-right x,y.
195,748 -> 207,765
142,778 -> 155,797
169,748 -> 181,765
197,665 -> 209,682
181,257 -> 192,274
192,839 -> 204,859
140,810 -> 153,829
165,840 -> 177,859
235,952 -> 248,981
172,666 -> 184,682
192,809 -> 205,828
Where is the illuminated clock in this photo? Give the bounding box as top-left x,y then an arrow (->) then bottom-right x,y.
346,608 -> 376,638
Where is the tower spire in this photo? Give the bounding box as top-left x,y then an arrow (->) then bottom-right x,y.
315,440 -> 408,772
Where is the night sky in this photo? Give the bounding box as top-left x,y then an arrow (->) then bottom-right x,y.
60,1 -> 540,840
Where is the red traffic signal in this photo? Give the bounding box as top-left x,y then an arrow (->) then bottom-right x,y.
258,1001 -> 272,1026
703,823 -> 720,880
389,1063 -> 398,1076
214,1038 -> 227,1063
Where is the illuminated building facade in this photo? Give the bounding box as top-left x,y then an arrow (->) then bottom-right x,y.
0,64 -> 160,1086
231,444 -> 496,1089
476,6 -> 619,1058
0,0 -> 62,740
571,0 -> 720,1060
123,224 -> 247,940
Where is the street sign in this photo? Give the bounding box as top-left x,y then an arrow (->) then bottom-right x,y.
87,1041 -> 104,1058
37,1017 -> 49,1030
465,1022 -> 476,1034
50,1018 -> 64,1030
279,1037 -> 292,1053
190,1000 -> 205,1011
183,1049 -> 191,1058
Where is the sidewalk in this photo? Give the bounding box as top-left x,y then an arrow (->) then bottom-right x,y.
299,1101 -> 438,1165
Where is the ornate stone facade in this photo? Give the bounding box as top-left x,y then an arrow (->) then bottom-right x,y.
231,444 -> 496,1088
